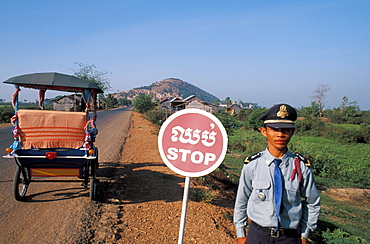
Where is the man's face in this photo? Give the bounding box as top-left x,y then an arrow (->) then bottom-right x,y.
260,126 -> 295,153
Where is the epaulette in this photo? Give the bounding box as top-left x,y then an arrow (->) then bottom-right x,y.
295,153 -> 311,167
244,152 -> 262,164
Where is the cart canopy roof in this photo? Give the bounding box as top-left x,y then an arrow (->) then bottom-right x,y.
3,72 -> 104,93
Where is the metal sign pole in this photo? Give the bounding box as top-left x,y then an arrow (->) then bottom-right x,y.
178,176 -> 191,244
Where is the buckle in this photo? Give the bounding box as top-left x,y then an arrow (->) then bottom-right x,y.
270,228 -> 282,238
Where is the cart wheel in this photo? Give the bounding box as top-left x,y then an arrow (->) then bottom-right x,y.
89,177 -> 96,201
14,166 -> 30,201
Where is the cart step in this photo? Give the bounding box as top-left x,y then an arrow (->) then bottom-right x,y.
31,168 -> 80,177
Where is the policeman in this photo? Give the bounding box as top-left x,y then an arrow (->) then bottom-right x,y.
233,104 -> 320,244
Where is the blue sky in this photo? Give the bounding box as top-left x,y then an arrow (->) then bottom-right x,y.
1,1 -> 369,110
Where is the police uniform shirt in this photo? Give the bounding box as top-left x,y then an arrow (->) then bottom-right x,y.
233,149 -> 321,238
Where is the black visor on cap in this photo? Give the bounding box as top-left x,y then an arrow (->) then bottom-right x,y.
265,122 -> 296,129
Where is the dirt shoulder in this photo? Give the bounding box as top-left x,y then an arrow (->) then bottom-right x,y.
91,112 -> 236,243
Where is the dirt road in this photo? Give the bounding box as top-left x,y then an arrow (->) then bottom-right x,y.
0,107 -> 132,244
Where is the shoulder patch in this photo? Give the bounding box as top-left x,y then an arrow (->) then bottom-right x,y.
244,152 -> 262,164
295,153 -> 311,167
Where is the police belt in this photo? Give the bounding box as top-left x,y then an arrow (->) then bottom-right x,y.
251,221 -> 300,238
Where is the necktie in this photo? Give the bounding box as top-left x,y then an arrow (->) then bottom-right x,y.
273,158 -> 283,231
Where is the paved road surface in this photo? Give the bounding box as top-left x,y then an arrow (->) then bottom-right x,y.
0,107 -> 132,243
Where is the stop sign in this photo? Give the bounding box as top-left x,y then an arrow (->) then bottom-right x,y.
158,109 -> 228,177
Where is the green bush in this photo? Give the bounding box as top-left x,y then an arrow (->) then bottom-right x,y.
295,117 -> 325,136
192,189 -> 216,203
246,108 -> 266,131
296,119 -> 369,144
360,123 -> 370,143
145,108 -> 168,125
324,124 -> 364,144
227,126 -> 265,155
213,111 -> 242,135
321,228 -> 367,244
244,131 -> 266,154
133,94 -> 156,113
228,141 -> 246,151
0,106 -> 14,123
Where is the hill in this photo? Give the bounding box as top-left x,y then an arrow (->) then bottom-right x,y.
113,78 -> 219,103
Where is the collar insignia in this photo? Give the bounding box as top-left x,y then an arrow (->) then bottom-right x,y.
277,105 -> 288,118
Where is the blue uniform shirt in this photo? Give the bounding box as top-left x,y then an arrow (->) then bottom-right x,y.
233,149 -> 320,238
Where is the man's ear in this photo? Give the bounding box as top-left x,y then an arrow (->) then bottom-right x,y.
260,127 -> 267,137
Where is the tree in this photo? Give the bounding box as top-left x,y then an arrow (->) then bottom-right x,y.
325,97 -> 361,124
225,97 -> 232,105
311,84 -> 330,117
106,94 -> 118,108
71,62 -> 111,92
118,97 -> 132,106
340,96 -> 361,124
299,102 -> 320,118
133,94 -> 156,113
247,108 -> 267,131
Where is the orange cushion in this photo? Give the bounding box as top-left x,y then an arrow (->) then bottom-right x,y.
17,109 -> 86,149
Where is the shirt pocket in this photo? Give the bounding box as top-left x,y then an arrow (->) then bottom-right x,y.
285,180 -> 300,204
252,180 -> 271,202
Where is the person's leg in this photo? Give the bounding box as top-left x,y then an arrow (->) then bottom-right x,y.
246,222 -> 270,244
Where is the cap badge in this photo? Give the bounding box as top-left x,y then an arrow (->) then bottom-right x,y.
277,105 -> 288,118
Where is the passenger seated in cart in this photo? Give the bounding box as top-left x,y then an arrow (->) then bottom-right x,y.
3,72 -> 103,201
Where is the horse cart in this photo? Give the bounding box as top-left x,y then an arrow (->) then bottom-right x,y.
3,72 -> 103,201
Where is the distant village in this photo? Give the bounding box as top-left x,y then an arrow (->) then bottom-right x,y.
49,93 -> 260,114
1,93 -> 260,115
157,95 -> 257,115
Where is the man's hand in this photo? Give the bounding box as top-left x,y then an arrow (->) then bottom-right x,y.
237,237 -> 247,244
301,237 -> 307,244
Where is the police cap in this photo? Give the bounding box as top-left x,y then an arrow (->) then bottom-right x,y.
258,104 -> 297,129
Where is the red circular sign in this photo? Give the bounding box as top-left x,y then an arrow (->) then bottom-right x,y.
158,109 -> 228,177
